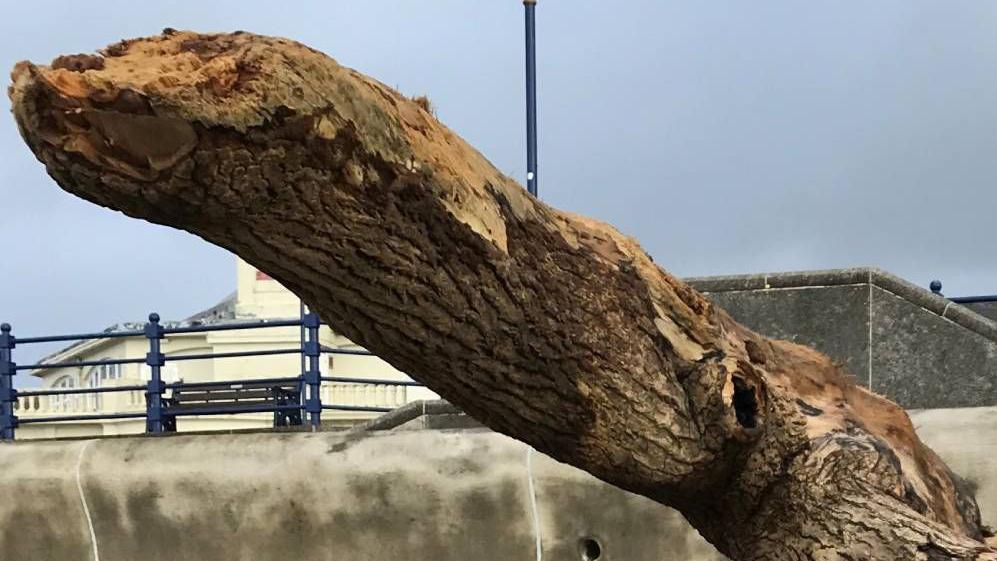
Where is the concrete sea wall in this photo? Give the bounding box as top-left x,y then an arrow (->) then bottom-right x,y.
1,405 -> 995,561
0,427 -> 726,561
688,268 -> 997,409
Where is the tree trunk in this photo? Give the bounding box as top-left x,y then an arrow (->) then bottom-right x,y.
8,30 -> 996,560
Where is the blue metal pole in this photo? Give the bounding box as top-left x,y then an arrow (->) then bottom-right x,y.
524,0 -> 539,197
302,312 -> 322,429
0,323 -> 18,441
144,313 -> 166,434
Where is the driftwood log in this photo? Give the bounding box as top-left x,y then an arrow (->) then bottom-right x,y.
8,30 -> 996,560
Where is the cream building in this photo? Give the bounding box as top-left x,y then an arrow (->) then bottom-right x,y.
14,258 -> 436,439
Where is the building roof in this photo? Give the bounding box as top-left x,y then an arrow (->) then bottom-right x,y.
184,292 -> 237,323
34,292 -> 249,372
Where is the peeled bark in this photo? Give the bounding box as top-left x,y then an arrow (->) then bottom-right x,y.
8,31 -> 996,560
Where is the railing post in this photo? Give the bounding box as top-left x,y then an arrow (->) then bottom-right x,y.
930,280 -> 943,296
302,312 -> 322,428
0,323 -> 18,441
144,313 -> 166,434
299,302 -> 307,412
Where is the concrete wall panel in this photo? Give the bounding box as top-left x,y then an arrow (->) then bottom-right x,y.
872,288 -> 997,408
910,407 -> 997,528
706,285 -> 871,385
0,429 -> 722,561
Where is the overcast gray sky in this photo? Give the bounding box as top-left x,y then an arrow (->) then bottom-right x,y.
2,1 -> 996,369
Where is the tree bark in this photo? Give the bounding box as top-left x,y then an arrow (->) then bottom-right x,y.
8,30 -> 996,560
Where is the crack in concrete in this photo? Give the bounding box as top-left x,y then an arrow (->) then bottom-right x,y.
75,440 -> 100,561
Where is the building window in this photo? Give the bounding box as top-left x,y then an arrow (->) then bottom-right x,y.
84,361 -> 121,411
88,362 -> 122,383
51,375 -> 77,412
53,375 -> 76,389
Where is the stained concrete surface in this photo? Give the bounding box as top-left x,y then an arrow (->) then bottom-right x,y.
1,405 -> 996,561
909,406 -> 997,530
0,427 -> 726,561
966,301 -> 997,323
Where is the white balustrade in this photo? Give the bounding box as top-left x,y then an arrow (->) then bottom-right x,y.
16,381 -> 410,419
16,383 -> 147,417
320,382 -> 408,409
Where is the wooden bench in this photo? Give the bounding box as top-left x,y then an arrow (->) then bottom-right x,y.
162,380 -> 302,431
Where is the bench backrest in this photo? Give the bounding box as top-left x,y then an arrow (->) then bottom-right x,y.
172,382 -> 299,407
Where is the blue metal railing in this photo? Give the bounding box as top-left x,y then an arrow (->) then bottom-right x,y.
949,295 -> 997,304
0,311 -> 423,441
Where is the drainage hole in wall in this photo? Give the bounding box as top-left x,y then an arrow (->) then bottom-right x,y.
579,537 -> 602,561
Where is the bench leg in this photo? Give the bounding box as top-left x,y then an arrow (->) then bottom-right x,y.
162,414 -> 176,433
